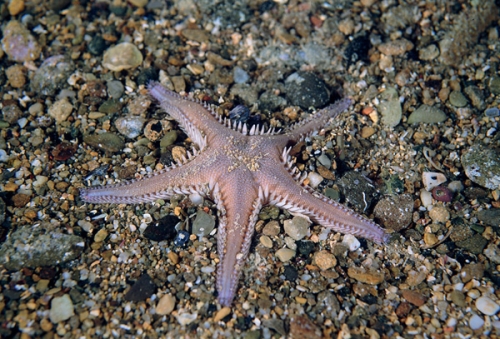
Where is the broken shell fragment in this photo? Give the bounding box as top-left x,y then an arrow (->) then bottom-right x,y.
422,171 -> 447,191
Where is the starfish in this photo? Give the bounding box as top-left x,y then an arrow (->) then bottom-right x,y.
81,82 -> 388,306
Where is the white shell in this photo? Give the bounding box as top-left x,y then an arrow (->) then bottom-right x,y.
422,171 -> 447,191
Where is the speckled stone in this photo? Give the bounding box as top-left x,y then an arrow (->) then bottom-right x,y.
429,205 -> 450,223
314,250 -> 337,270
285,71 -> 329,109
373,194 -> 413,231
83,133 -> 125,153
283,216 -> 310,241
1,20 -> 41,62
461,144 -> 500,189
0,224 -> 84,270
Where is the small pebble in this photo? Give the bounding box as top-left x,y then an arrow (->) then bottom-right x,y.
102,42 -> 143,71
115,116 -> 145,139
347,267 -> 384,284
307,172 -> 323,189
214,307 -> 231,322
48,98 -> 73,123
49,295 -> 74,323
260,235 -> 273,248
342,234 -> 361,251
192,210 -> 215,236
378,38 -> 414,56
94,228 -> 108,242
1,20 -> 41,62
275,248 -> 295,262
469,314 -> 484,330
314,250 -> 337,271
407,105 -> 447,124
156,294 -> 176,315
83,133 -> 125,153
283,216 -> 310,241
429,205 -> 450,223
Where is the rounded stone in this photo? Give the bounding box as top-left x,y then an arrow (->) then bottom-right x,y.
283,216 -> 310,241
102,42 -> 143,71
156,294 -> 176,315
1,21 -> 41,62
49,294 -> 75,323
476,296 -> 500,316
407,105 -> 447,124
314,250 -> 337,271
276,248 -> 295,262
429,205 -> 450,223
285,71 -> 329,109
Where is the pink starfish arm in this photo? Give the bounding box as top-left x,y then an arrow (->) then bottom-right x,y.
80,151 -> 216,204
212,180 -> 263,306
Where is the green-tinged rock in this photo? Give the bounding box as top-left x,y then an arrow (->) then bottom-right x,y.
0,224 -> 84,270
83,132 -> 124,153
461,144 -> 500,189
407,104 -> 447,124
449,91 -> 468,107
378,87 -> 401,127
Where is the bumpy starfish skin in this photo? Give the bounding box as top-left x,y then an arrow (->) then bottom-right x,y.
81,82 -> 388,306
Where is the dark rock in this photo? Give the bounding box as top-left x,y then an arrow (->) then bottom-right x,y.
143,215 -> 180,242
337,171 -> 377,212
124,273 -> 156,302
476,209 -> 500,227
455,234 -> 488,255
285,71 -> 329,109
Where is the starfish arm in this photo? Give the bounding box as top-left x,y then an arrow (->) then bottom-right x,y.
149,82 -> 226,150
212,180 -> 262,306
80,151 -> 216,204
262,157 -> 388,244
281,98 -> 353,143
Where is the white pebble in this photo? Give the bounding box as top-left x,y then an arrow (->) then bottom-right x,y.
342,234 -> 361,251
420,190 -> 433,208
0,149 -> 8,162
469,314 -> 484,330
308,172 -> 324,188
476,296 -> 500,316
49,294 -> 75,323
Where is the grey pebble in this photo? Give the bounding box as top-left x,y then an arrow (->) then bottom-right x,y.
31,55 -> 75,96
448,91 -> 467,107
464,85 -> 485,109
407,104 -> 447,124
115,116 -> 145,139
192,210 -> 216,236
83,132 -> 125,153
107,80 -> 125,99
